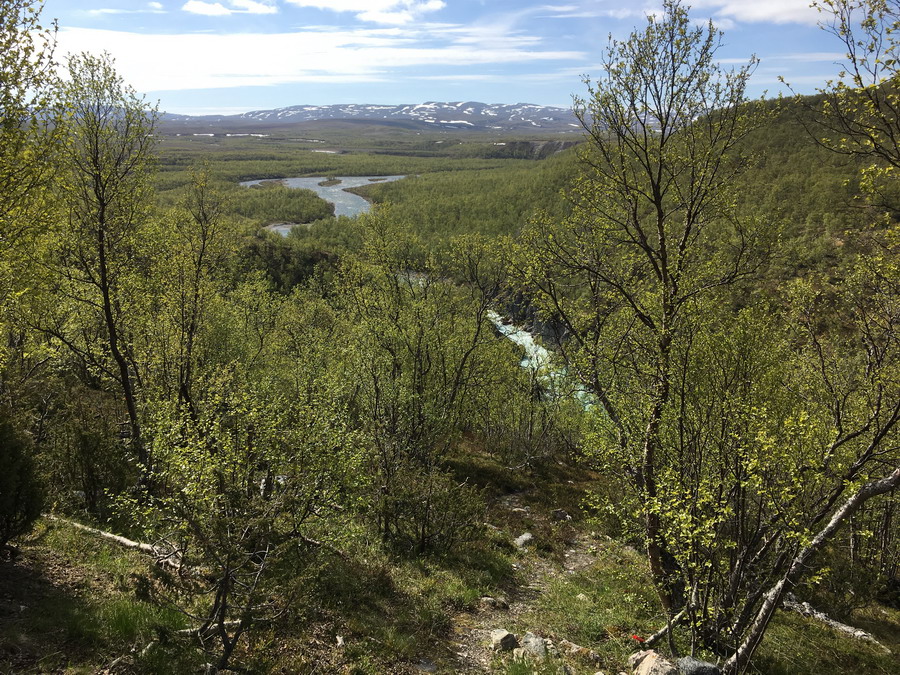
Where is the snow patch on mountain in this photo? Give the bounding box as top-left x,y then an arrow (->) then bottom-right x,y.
161,101 -> 580,132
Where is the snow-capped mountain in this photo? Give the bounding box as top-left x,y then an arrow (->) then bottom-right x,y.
161,101 -> 581,132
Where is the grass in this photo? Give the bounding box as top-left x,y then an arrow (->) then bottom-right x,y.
499,657 -> 574,674
752,607 -> 899,675
504,514 -> 900,675
0,520 -> 195,674
514,539 -> 662,673
296,536 -> 518,672
3,474 -> 898,674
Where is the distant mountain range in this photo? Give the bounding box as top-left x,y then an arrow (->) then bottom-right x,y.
161,101 -> 582,133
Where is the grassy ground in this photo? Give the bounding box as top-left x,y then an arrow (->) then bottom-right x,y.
0,522 -> 195,674
2,456 -> 897,674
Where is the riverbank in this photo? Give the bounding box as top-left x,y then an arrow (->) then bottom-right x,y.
240,175 -> 405,220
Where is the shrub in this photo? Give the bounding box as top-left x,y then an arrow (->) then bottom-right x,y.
0,417 -> 43,550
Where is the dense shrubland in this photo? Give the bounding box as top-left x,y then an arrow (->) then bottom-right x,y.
1,1 -> 899,673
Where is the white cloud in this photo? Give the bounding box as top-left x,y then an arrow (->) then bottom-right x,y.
286,1 -> 399,10
709,17 -> 735,31
88,3 -> 167,14
286,0 -> 445,25
182,1 -> 232,16
182,0 -> 277,15
540,2 -> 661,20
55,24 -> 582,92
230,0 -> 277,13
169,105 -> 259,115
779,51 -> 846,62
415,73 -> 500,81
544,1 -> 819,26
689,1 -> 820,26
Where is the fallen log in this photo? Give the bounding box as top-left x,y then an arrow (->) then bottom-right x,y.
643,608 -> 687,648
45,514 -> 183,571
783,594 -> 891,654
176,620 -> 242,638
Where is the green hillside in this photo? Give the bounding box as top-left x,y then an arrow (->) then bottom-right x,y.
1,2 -> 898,675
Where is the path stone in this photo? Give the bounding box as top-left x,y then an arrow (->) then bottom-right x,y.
479,596 -> 509,610
490,629 -> 518,651
558,638 -> 601,663
415,658 -> 437,672
677,656 -> 720,675
448,492 -> 605,673
552,508 -> 572,521
629,650 -> 678,675
521,631 -> 546,658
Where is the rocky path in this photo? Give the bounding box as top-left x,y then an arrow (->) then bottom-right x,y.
443,492 -> 603,674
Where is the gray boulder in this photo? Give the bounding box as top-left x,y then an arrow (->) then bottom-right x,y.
514,532 -> 534,548
490,628 -> 518,651
479,596 -> 509,610
521,632 -> 546,658
629,650 -> 678,675
677,656 -> 720,675
558,639 -> 601,663
552,508 -> 572,521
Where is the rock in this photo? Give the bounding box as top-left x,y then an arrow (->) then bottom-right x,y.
480,596 -> 509,610
514,532 -> 534,548
558,639 -> 601,663
335,635 -> 344,647
576,593 -> 590,602
629,650 -> 678,675
512,647 -> 528,661
677,656 -> 720,675
521,632 -> 546,658
544,638 -> 559,658
415,658 -> 437,672
629,651 -> 649,670
490,629 -> 519,651
552,508 -> 572,521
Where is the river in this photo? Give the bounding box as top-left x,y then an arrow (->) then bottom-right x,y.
487,310 -> 552,372
240,175 -> 405,234
487,310 -> 593,407
242,175 -> 580,399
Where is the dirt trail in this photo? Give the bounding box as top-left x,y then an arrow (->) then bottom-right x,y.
444,492 -> 600,673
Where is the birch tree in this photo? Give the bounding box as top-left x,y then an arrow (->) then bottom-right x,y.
520,0 -> 768,615
44,52 -> 158,476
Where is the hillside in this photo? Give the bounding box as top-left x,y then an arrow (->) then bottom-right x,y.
3,2 -> 900,674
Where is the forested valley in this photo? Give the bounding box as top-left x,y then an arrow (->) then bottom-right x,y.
1,1 -> 899,673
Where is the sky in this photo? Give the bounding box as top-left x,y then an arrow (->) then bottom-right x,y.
40,1 -> 849,115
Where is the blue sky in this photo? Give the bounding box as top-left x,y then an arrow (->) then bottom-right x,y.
41,1 -> 848,115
